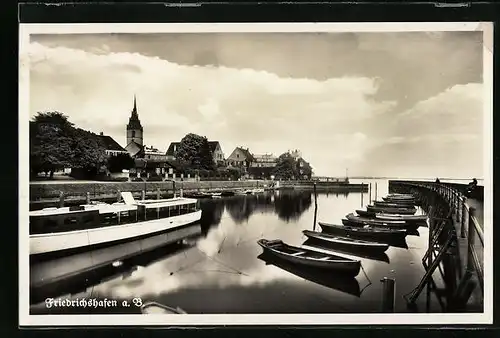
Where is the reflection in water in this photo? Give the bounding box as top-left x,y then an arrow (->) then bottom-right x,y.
257,253 -> 363,298
31,180 -> 448,314
302,239 -> 391,264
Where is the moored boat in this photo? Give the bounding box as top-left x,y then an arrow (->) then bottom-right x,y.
318,222 -> 407,239
140,301 -> 187,314
374,200 -> 415,207
257,239 -> 361,276
367,204 -> 416,215
30,192 -> 202,257
302,230 -> 389,253
376,213 -> 428,222
343,213 -> 410,228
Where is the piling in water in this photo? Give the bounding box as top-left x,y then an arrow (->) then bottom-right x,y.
381,277 -> 396,312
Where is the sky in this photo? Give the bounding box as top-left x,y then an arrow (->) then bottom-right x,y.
24,30 -> 485,178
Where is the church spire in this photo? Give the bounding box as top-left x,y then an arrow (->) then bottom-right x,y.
127,94 -> 143,131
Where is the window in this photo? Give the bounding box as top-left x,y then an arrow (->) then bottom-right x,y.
132,130 -> 136,137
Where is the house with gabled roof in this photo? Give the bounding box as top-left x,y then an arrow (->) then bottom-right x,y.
97,132 -> 128,157
226,147 -> 255,172
166,140 -> 225,166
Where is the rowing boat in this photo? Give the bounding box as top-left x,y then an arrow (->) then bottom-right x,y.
367,204 -> 417,215
345,213 -> 407,227
257,239 -> 361,276
318,221 -> 407,239
374,200 -> 415,208
302,230 -> 389,252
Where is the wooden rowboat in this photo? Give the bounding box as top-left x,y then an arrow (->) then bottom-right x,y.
318,222 -> 407,239
140,302 -> 187,314
346,212 -> 407,227
367,205 -> 416,215
376,213 -> 428,222
374,200 -> 415,208
302,230 -> 389,253
257,239 -> 361,276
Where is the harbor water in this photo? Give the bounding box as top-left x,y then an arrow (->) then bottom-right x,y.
30,179 -> 458,314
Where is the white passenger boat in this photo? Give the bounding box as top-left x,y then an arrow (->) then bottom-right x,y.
29,192 -> 202,257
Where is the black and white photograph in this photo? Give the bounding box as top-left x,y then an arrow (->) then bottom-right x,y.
19,22 -> 492,326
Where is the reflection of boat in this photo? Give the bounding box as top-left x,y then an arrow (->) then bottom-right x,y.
140,301 -> 187,314
245,188 -> 265,194
302,230 -> 389,253
367,204 -> 416,215
318,222 -> 407,240
344,213 -> 408,228
211,192 -> 222,198
30,192 -> 202,257
220,191 -> 235,197
257,239 -> 361,276
257,253 -> 362,297
302,239 -> 390,264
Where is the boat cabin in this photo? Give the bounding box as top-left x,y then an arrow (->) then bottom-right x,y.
29,198 -> 200,235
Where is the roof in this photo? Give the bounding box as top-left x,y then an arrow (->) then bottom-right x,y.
235,147 -> 255,162
97,135 -> 126,151
166,140 -> 221,156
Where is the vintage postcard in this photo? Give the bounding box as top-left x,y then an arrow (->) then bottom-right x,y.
19,22 -> 493,326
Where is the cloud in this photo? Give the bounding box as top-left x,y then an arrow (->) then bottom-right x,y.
360,83 -> 484,178
26,41 -> 392,174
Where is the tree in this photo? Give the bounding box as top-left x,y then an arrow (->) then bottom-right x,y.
30,112 -> 75,178
30,111 -> 108,179
107,153 -> 135,173
176,133 -> 215,171
272,152 -> 298,180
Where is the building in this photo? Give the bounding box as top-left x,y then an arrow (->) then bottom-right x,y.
166,140 -> 225,166
296,157 -> 313,180
227,147 -> 255,170
97,132 -> 128,157
125,95 -> 144,158
248,153 -> 277,179
144,145 -> 167,162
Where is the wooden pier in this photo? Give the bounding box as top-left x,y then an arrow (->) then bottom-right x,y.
389,180 -> 484,312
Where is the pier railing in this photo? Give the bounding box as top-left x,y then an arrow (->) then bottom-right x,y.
389,180 -> 484,295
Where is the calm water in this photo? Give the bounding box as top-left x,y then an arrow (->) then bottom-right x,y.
31,179 -> 451,314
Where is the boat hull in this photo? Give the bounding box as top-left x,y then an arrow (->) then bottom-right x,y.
318,222 -> 407,239
345,213 -> 407,227
30,210 -> 202,256
257,239 -> 360,276
302,230 -> 389,253
367,205 -> 416,215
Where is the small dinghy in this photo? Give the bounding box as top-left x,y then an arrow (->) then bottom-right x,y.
356,209 -> 377,218
302,230 -> 389,253
140,301 -> 187,314
318,222 -> 407,240
375,213 -> 428,222
374,200 -> 415,208
367,204 -> 416,215
345,213 -> 407,228
257,239 -> 361,276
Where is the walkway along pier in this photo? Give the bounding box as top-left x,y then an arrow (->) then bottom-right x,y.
389,180 -> 484,312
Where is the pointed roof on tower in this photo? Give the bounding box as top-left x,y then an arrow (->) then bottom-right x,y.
127,94 -> 143,131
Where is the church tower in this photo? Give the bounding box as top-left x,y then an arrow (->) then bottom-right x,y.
126,95 -> 143,147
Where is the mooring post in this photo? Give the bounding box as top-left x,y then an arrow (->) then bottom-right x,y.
59,191 -> 64,208
369,183 -> 372,204
427,206 -> 434,266
467,207 -> 476,271
361,182 -> 364,207
86,191 -> 91,204
141,190 -> 146,201
375,182 -> 378,201
461,198 -> 467,238
381,277 -> 396,312
157,188 -> 161,200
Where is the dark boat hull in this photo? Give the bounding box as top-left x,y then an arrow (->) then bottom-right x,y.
345,213 -> 408,228
374,201 -> 415,207
257,239 -> 360,276
302,230 -> 389,253
302,239 -> 390,263
367,205 -> 416,215
318,222 -> 407,239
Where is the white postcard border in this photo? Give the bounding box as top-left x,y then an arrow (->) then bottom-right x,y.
19,22 -> 494,326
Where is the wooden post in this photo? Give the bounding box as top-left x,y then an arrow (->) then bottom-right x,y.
427,206 -> 434,266
381,277 -> 396,312
375,182 -> 378,201
86,192 -> 91,204
59,191 -> 64,208
461,198 -> 467,238
141,190 -> 145,201
467,207 -> 476,271
173,180 -> 177,198
369,183 -> 372,204
157,188 -> 161,200
361,182 -> 364,207
313,183 -> 318,231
